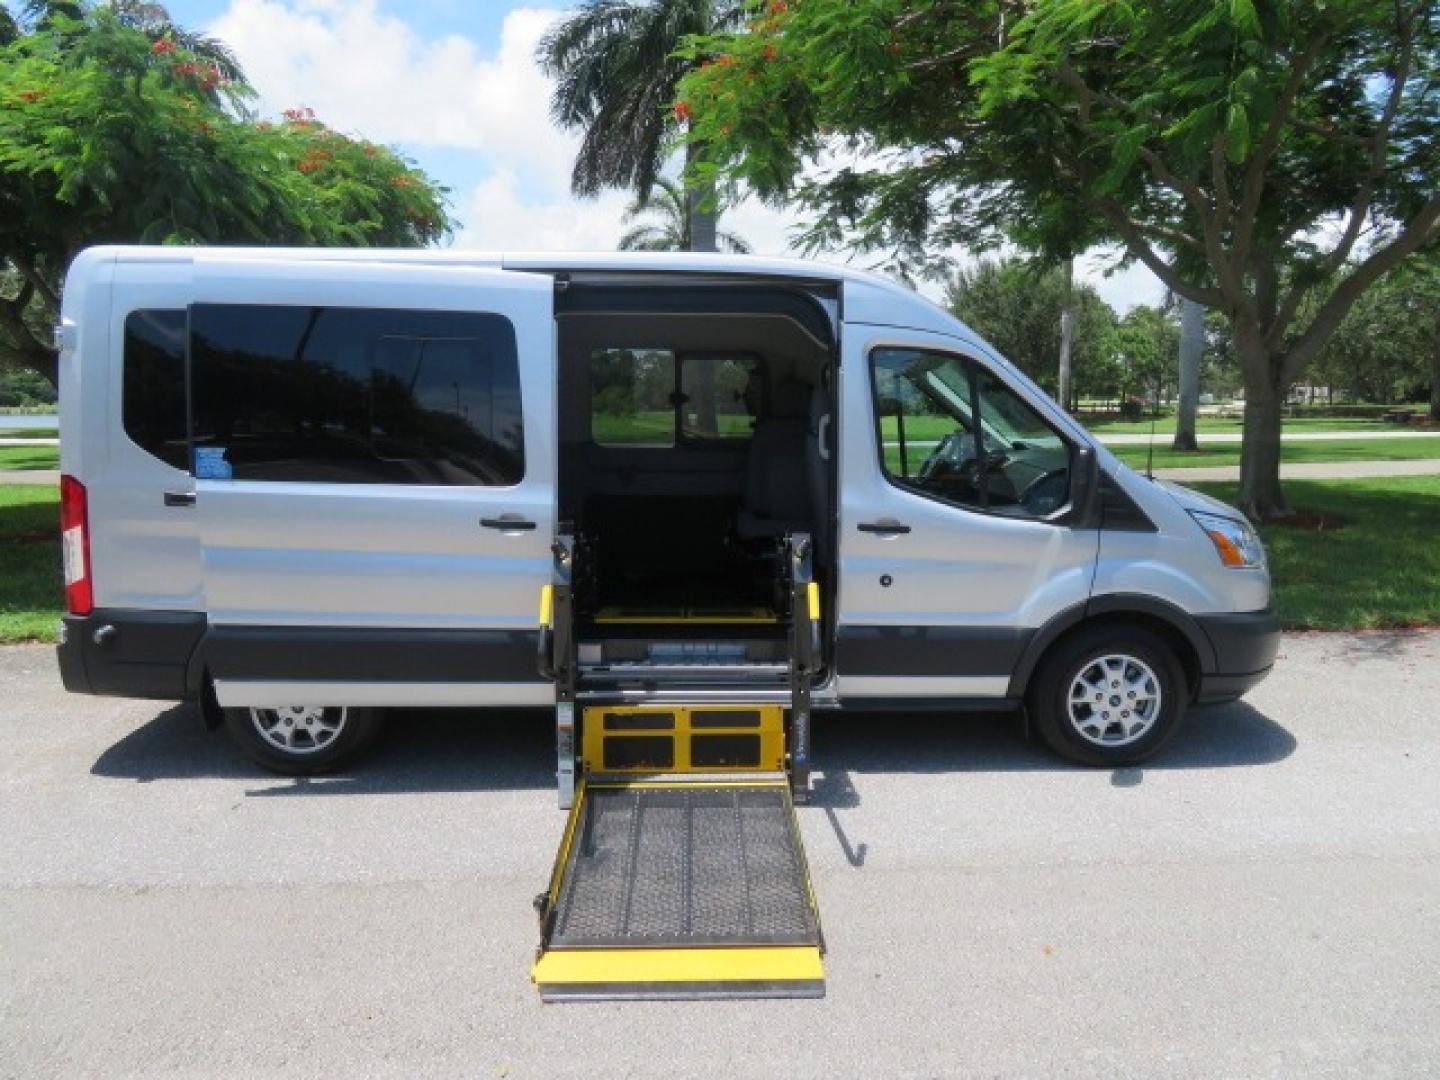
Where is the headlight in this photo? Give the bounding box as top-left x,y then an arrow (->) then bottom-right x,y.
1189,510 -> 1266,569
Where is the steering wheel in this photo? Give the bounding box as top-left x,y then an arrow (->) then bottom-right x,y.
917,431 -> 978,483
1017,468 -> 1070,516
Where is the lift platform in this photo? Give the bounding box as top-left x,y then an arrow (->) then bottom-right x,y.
532,535 -> 824,1002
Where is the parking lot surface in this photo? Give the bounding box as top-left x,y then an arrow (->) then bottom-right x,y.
2,632 -> 1438,1078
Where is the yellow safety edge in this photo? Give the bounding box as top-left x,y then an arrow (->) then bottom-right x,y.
581,704 -> 785,773
538,584 -> 554,628
532,945 -> 823,986
537,776 -> 588,918
806,581 -> 821,622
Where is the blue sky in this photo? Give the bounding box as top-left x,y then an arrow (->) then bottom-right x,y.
158,0 -> 1161,309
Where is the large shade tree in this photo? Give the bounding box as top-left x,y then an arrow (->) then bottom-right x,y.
0,1 -> 448,383
537,0 -> 745,253
679,0 -> 1440,518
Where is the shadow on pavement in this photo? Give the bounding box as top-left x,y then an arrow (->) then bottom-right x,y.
91,699 -> 1295,798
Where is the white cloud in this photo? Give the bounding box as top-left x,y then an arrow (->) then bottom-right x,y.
456,170 -> 632,251
206,0 -> 1166,311
1077,248 -> 1167,313
211,1 -> 578,186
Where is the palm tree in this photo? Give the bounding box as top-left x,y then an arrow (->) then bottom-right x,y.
618,177 -> 749,253
538,0 -> 744,253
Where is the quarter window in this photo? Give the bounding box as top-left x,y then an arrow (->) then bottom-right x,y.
871,347 -> 1072,519
122,309 -> 188,470
189,305 -> 524,485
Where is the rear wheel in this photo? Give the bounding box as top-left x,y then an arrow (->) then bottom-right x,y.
222,704 -> 383,775
1029,624 -> 1186,767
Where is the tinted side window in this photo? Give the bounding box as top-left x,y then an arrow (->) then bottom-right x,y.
680,354 -> 760,440
871,347 -> 1071,519
189,306 -> 523,485
122,310 -> 188,470
590,349 -> 676,446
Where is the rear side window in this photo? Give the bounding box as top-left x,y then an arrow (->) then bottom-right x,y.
590,349 -> 760,446
591,349 -> 676,446
189,305 -> 524,485
122,309 -> 188,470
679,354 -> 760,440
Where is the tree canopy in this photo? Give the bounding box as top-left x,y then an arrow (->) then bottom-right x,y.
679,0 -> 1440,517
0,2 -> 449,382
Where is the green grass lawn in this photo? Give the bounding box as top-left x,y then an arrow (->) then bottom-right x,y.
1191,476 -> 1440,630
1084,415 -> 1413,436
0,485 -> 61,643
0,427 -> 58,439
0,445 -> 59,470
1,474 -> 1436,644
1110,436 -> 1440,471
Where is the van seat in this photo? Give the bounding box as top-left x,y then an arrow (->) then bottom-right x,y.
737,380 -> 811,541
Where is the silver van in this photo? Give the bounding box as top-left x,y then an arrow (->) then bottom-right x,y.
55,246 -> 1279,777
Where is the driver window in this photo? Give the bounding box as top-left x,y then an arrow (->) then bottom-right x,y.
871,347 -> 1072,519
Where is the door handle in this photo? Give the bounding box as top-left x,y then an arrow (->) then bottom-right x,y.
856,521 -> 911,536
480,516 -> 537,531
163,491 -> 196,508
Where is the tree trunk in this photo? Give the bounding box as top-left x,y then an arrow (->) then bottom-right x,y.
1431,324 -> 1440,422
1172,298 -> 1203,451
684,142 -> 717,253
1057,258 -> 1074,411
1236,336 -> 1288,519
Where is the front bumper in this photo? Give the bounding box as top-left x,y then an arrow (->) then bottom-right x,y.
57,609 -> 206,700
1194,608 -> 1281,704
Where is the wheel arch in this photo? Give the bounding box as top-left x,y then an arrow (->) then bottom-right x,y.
1009,595 -> 1216,702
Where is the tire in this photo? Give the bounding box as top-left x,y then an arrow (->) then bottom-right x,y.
1028,624 -> 1186,767
222,704 -> 384,775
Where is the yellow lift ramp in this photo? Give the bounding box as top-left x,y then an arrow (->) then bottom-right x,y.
532,533 -> 825,1002
531,705 -> 824,1001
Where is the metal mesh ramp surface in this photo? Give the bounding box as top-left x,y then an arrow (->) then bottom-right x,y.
532,780 -> 824,1001
552,784 -> 817,948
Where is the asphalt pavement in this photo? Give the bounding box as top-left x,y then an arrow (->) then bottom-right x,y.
2,633 -> 1438,1079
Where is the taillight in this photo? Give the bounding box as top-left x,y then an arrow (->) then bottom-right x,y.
60,474 -> 93,615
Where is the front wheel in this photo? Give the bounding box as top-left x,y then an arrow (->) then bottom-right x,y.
222,704 -> 384,775
1028,625 -> 1186,767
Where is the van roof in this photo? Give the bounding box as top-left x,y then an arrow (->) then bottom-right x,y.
74,244 -> 973,342
93,245 -> 893,285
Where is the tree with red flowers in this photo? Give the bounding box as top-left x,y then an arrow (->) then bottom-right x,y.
0,2 -> 449,384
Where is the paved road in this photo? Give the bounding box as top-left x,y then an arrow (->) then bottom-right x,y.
3,633 -> 1438,1078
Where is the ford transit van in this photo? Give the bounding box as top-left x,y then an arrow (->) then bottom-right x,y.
55,247 -> 1279,778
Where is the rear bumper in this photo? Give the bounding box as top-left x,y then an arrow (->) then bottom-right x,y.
57,610 -> 206,700
1194,608 -> 1281,704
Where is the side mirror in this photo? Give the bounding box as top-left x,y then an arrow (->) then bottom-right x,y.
1068,444 -> 1101,527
